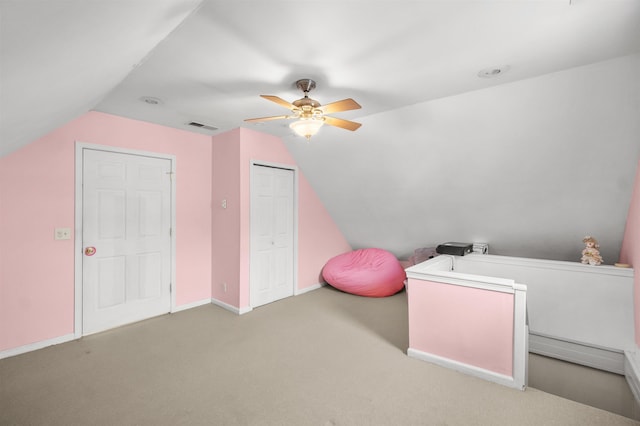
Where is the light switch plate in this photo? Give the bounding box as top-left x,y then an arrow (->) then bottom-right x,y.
55,227 -> 71,240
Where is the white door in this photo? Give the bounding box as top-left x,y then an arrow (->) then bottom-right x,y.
250,165 -> 295,308
82,149 -> 172,335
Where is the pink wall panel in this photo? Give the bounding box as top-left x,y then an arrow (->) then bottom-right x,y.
211,129 -> 242,306
297,172 -> 351,287
407,279 -> 514,376
620,159 -> 640,345
0,138 -> 75,351
0,112 -> 212,352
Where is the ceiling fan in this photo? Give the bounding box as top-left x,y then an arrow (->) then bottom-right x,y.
244,79 -> 362,140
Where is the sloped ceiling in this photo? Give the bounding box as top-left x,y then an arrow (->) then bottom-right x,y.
2,0 -> 640,262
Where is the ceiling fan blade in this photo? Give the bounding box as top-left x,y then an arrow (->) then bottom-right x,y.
244,115 -> 290,123
323,116 -> 362,131
319,98 -> 361,114
260,95 -> 296,110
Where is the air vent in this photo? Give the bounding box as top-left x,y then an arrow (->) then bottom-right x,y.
477,65 -> 510,78
187,121 -> 218,131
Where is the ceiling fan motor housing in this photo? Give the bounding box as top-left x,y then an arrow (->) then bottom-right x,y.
293,79 -> 322,118
295,78 -> 316,93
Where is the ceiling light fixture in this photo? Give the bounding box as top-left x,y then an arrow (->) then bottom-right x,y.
289,118 -> 324,140
245,79 -> 361,140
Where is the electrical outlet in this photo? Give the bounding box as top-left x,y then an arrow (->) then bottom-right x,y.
55,227 -> 71,240
223,282 -> 227,292
221,199 -> 227,209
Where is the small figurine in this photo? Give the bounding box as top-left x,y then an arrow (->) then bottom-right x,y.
581,236 -> 603,266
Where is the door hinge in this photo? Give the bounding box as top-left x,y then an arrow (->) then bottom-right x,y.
169,228 -> 172,237
169,283 -> 172,294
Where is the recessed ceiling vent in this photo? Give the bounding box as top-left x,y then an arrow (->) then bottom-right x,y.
139,96 -> 163,105
477,65 -> 510,78
187,121 -> 218,131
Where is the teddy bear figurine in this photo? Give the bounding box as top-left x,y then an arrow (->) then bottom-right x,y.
581,236 -> 603,266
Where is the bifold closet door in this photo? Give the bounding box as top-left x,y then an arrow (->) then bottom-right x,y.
250,165 -> 295,308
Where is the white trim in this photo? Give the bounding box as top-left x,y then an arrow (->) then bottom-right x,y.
238,306 -> 253,315
407,348 -> 525,390
529,332 -> 625,374
211,298 -> 253,315
295,282 -> 325,296
406,256 -> 521,294
172,298 -> 212,313
460,253 -> 634,278
0,334 -> 76,360
74,146 -> 83,339
249,161 -> 299,308
406,269 -> 518,294
624,351 -> 640,404
512,301 -> 529,388
74,142 -> 177,338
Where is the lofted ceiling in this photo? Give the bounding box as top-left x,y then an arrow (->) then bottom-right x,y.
2,0 -> 640,262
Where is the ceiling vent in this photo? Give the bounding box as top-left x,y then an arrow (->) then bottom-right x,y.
187,121 -> 218,131
477,66 -> 510,78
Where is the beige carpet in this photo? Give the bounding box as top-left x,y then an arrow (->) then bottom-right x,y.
1,286 -> 639,425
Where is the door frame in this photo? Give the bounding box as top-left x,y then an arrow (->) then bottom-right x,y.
74,142 -> 177,338
249,160 -> 299,308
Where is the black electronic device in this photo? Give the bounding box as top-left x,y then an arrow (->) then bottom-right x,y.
436,242 -> 473,256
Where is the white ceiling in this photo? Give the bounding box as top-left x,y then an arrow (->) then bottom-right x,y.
2,0 -> 640,261
3,0 -> 639,152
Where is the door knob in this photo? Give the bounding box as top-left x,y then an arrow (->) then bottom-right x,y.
84,247 -> 96,256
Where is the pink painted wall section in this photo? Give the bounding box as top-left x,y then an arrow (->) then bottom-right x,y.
0,111 -> 212,352
297,172 -> 351,286
620,158 -> 640,345
211,129 -> 242,306
407,278 -> 514,376
0,137 -> 75,351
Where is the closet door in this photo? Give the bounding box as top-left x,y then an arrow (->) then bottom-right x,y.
250,165 -> 295,308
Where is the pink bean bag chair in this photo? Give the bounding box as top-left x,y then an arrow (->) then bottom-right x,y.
322,248 -> 406,297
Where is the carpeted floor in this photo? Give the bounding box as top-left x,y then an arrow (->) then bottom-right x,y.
1,286 -> 639,425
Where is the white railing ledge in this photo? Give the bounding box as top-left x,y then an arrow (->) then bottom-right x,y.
406,268 -> 524,294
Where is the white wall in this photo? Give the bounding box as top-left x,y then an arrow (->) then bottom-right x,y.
286,54 -> 640,263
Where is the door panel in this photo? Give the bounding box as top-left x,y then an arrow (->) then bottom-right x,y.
97,256 -> 126,308
250,165 -> 295,308
82,149 -> 171,335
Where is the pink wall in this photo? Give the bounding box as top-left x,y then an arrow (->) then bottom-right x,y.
211,127 -> 351,310
407,278 -> 514,376
620,158 -> 640,345
211,129 -> 242,306
0,112 -> 212,352
1,112 -> 351,354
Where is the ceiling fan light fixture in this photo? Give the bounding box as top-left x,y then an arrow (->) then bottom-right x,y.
290,118 -> 324,140
246,79 -> 361,136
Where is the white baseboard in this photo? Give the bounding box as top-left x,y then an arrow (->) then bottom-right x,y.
0,333 -> 76,360
625,351 -> 640,405
529,332 -> 625,374
295,282 -> 325,296
407,347 -> 525,390
211,285 -> 324,315
211,298 -> 253,315
238,305 -> 252,315
172,298 -> 212,313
